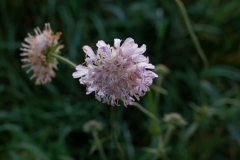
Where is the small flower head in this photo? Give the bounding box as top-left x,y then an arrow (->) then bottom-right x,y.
20,23 -> 64,85
73,38 -> 158,106
83,120 -> 102,133
154,64 -> 170,75
163,113 -> 187,127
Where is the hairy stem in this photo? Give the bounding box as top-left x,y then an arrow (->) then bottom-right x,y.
51,53 -> 77,69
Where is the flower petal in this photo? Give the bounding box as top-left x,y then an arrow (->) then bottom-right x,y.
82,46 -> 95,58
72,65 -> 88,78
96,40 -> 107,48
138,62 -> 155,69
114,39 -> 121,48
136,44 -> 146,55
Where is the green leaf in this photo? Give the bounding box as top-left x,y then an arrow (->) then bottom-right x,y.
205,65 -> 240,81
11,142 -> 49,160
227,123 -> 240,145
182,122 -> 198,142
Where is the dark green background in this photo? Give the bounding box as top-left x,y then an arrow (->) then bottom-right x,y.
1,0 -> 240,159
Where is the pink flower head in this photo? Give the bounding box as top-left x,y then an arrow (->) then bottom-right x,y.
20,23 -> 64,85
73,38 -> 158,107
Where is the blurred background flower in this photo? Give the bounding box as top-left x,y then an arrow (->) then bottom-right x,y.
21,23 -> 64,85
163,113 -> 187,127
83,120 -> 102,133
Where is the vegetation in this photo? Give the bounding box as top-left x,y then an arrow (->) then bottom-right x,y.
1,0 -> 240,159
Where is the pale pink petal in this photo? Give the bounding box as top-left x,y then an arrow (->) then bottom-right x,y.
114,39 -> 121,48
135,44 -> 146,55
82,46 -> 96,58
96,40 -> 107,47
72,65 -> 89,78
138,62 -> 155,69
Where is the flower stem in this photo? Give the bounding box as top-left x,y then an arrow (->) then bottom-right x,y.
110,107 -> 124,160
174,0 -> 208,70
163,125 -> 175,146
92,131 -> 108,160
51,53 -> 77,69
132,102 -> 160,125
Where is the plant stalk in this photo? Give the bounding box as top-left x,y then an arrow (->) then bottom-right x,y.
92,131 -> 108,160
132,102 -> 160,125
163,125 -> 175,146
110,107 -> 124,160
51,53 -> 77,69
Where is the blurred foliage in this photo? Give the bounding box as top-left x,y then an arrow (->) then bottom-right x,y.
1,0 -> 240,159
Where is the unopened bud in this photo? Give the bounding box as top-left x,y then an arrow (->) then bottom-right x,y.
83,120 -> 102,133
163,113 -> 187,127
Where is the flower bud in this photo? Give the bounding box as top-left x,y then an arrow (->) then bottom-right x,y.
163,113 -> 187,127
83,120 -> 102,133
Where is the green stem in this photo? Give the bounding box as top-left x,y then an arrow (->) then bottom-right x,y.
92,131 -> 108,160
154,75 -> 163,109
110,107 -> 124,160
51,53 -> 77,69
163,125 -> 175,146
132,102 -> 160,125
174,0 -> 208,70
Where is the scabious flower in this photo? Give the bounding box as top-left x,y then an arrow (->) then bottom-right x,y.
73,38 -> 158,106
20,23 -> 64,85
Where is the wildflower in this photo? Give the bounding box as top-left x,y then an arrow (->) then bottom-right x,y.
83,120 -> 102,133
163,113 -> 187,127
73,38 -> 158,106
20,23 -> 64,85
